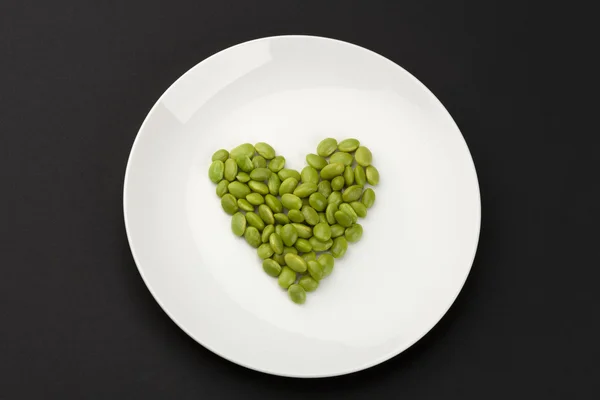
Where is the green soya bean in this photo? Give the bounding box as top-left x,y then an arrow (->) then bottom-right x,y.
244,226 -> 261,248
252,155 -> 267,169
317,138 -> 338,157
338,138 -> 360,152
327,191 -> 343,206
268,155 -> 286,172
254,142 -> 276,159
313,222 -> 332,241
331,176 -> 345,191
302,251 -> 317,262
235,155 -> 254,173
343,165 -> 354,186
293,182 -> 318,198
339,203 -> 358,223
302,197 -> 310,207
275,224 -> 283,236
208,160 -> 224,183
288,284 -> 306,304
301,166 -> 320,185
228,181 -> 251,199
231,212 -> 246,237
281,193 -> 302,210
262,224 -> 275,243
278,168 -> 301,181
366,165 -> 380,185
274,213 -> 290,225
269,232 -> 284,254
291,223 -> 312,239
272,253 -> 286,266
246,211 -> 265,231
262,259 -> 281,277
295,238 -> 312,253
284,253 -> 307,273
355,146 -> 372,167
354,165 -> 366,186
330,224 -> 345,238
309,192 -> 327,211
326,203 -> 338,225
301,205 -> 320,226
305,153 -> 328,170
281,224 -> 298,246
236,171 -> 250,183
250,168 -> 272,181
221,194 -> 238,215
283,246 -> 298,255
248,180 -> 269,195
265,194 -> 282,213
257,243 -> 274,259
298,275 -> 319,292
224,158 -> 238,181
258,204 -> 275,225
268,173 -> 281,196
307,260 -> 324,281
320,163 -> 345,180
319,212 -> 327,224
230,143 -> 255,159
288,209 -> 304,223
309,236 -> 333,252
246,193 -> 265,206
278,267 -> 296,289
216,180 -> 229,197
342,185 -> 363,202
318,180 -> 332,198
345,224 -> 363,243
330,152 -> 353,166
350,201 -> 367,218
362,188 -> 376,208
331,236 -> 348,258
278,177 -> 298,196
237,198 -> 254,212
334,210 -> 353,227
211,149 -> 229,162
318,253 -> 335,277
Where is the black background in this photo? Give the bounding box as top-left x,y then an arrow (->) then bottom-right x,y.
1,1 -> 598,399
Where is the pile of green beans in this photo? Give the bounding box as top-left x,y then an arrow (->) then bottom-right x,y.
209,139 -> 379,304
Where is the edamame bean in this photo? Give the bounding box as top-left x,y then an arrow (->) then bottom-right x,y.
355,146 -> 372,166
283,246 -> 298,255
318,180 -> 332,198
288,209 -> 304,223
330,152 -> 353,166
278,177 -> 298,196
327,191 -> 343,206
278,266 -> 296,289
298,276 -> 319,292
281,193 -> 302,210
362,188 -> 376,208
208,160 -> 224,183
269,232 -> 284,254
294,238 -> 311,253
301,205 -> 320,226
326,203 -> 338,225
236,171 -> 250,182
366,165 -> 380,185
317,138 -> 338,157
345,224 -> 363,243
354,165 -> 366,186
350,201 -> 367,218
309,236 -> 333,252
301,166 -> 319,185
268,173 -> 281,196
306,153 -> 328,170
272,253 -> 286,266
291,223 -> 312,239
211,149 -> 229,162
320,163 -> 345,180
224,158 -> 238,181
309,192 -> 327,211
307,260 -> 324,281
334,210 -> 353,227
216,180 -> 229,197
228,181 -> 251,199
257,243 -> 274,259
339,203 -> 358,223
258,204 -> 275,225
237,198 -> 254,212
262,259 -> 281,277
342,185 -> 363,202
244,226 -> 261,248
330,224 -> 345,238
302,251 -> 316,262
318,253 -> 335,277
331,236 -> 348,258
231,212 -> 246,236
313,222 -> 332,241
343,165 -> 354,186
331,176 -> 345,191
248,180 -> 269,195
293,182 -> 318,198
221,194 -> 238,215
235,155 -> 254,173
254,142 -> 276,159
288,284 -> 306,304
252,155 -> 267,169
265,194 -> 283,213
268,155 -> 286,172
261,224 -> 275,243
281,224 -> 298,246
246,193 -> 265,206
250,168 -> 272,181
246,211 -> 265,231
319,212 -> 327,224
230,143 -> 255,159
278,168 -> 301,181
284,253 -> 308,273
275,225 -> 283,236
274,213 -> 290,224
338,138 -> 360,152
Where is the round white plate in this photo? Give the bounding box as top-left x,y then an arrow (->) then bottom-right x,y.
124,36 -> 480,378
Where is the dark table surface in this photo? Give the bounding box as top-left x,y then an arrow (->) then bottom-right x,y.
1,1 -> 598,399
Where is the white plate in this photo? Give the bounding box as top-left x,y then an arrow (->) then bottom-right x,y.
123,36 -> 480,377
